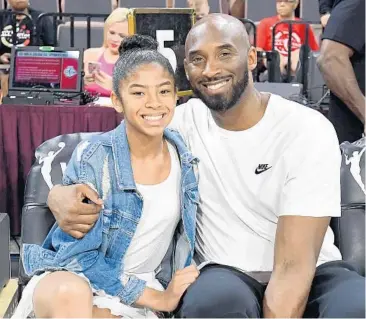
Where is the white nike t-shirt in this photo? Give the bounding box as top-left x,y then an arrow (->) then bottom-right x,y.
170,94 -> 342,272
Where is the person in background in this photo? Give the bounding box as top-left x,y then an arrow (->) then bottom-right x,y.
318,0 -> 335,28
317,0 -> 365,143
228,0 -> 245,19
257,0 -> 319,78
84,8 -> 129,98
0,0 -> 55,97
186,0 -> 247,20
187,0 -> 209,20
112,0 -> 118,10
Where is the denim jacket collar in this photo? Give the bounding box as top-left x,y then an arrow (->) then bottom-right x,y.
111,121 -> 199,191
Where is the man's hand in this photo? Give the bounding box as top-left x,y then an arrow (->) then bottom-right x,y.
161,265 -> 199,312
263,216 -> 329,318
320,13 -> 330,28
47,184 -> 103,239
0,53 -> 10,64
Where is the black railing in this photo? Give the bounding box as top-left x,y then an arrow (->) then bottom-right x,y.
271,20 -> 318,91
36,12 -> 109,49
239,18 -> 257,48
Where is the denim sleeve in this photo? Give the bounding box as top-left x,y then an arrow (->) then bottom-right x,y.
62,140 -> 88,185
79,249 -> 147,305
56,141 -> 147,305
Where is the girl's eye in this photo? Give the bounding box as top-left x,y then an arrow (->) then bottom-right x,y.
161,90 -> 171,95
132,92 -> 144,96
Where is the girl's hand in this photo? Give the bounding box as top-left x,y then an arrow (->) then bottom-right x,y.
161,265 -> 200,312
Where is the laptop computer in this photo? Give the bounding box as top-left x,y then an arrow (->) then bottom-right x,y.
8,46 -> 83,98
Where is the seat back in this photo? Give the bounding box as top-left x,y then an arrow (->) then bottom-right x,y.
19,132 -> 100,287
300,0 -> 320,22
245,0 -> 276,21
331,138 -> 365,276
29,0 -> 59,12
209,0 -> 223,13
119,0 -> 167,8
63,0 -> 112,19
173,0 -> 224,13
57,21 -> 105,48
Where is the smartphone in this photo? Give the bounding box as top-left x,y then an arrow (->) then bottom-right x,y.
88,61 -> 101,74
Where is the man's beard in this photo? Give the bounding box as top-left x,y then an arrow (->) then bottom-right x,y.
193,69 -> 249,113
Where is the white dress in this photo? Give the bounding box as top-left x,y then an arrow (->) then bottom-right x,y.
12,142 -> 181,318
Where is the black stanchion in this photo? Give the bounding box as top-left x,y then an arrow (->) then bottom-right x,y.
271,19 -> 318,91
36,12 -> 110,49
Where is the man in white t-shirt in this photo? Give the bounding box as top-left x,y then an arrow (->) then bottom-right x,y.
47,14 -> 365,318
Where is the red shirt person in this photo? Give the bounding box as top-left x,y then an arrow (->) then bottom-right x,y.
257,0 -> 319,76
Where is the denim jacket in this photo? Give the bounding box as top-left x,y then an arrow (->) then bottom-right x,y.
22,122 -> 199,305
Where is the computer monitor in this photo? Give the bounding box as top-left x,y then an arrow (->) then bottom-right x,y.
9,46 -> 83,94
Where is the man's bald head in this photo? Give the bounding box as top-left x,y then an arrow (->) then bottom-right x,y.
186,14 -> 251,54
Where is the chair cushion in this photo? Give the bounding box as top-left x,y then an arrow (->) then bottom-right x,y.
19,132 -> 100,285
331,137 -> 365,276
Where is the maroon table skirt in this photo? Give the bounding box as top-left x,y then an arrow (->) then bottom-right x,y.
0,104 -> 122,235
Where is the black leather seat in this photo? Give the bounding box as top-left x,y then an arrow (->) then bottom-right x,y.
18,134 -> 365,296
18,132 -> 100,293
331,137 -> 365,276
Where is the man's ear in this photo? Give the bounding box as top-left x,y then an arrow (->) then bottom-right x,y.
184,58 -> 190,81
248,46 -> 257,72
111,92 -> 124,113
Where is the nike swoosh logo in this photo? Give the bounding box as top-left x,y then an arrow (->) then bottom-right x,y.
255,166 -> 272,175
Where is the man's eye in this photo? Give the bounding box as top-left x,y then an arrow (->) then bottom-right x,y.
220,51 -> 231,58
161,89 -> 171,95
132,92 -> 144,96
192,57 -> 203,64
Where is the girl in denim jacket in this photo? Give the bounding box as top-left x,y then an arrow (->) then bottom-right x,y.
15,35 -> 200,318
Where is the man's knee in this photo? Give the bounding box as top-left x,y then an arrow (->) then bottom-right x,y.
175,266 -> 263,318
320,275 -> 365,318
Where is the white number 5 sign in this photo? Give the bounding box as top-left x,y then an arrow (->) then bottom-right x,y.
156,30 -> 177,72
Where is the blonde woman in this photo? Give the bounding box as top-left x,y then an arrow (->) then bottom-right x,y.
84,8 -> 129,97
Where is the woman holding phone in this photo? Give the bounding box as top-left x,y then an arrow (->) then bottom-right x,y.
84,7 -> 129,98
